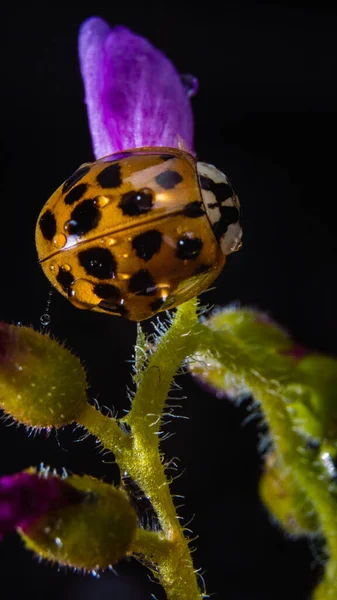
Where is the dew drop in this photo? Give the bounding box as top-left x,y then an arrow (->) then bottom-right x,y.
71,278 -> 101,308
180,73 -> 199,97
61,264 -> 71,272
105,237 -> 117,246
40,313 -> 51,326
64,219 -> 77,233
49,261 -> 57,272
52,233 -> 67,249
40,288 -> 53,329
94,195 -> 110,208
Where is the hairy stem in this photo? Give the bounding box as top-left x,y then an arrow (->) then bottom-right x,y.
78,403 -> 132,456
78,299 -> 204,600
121,299 -> 202,600
132,528 -> 173,562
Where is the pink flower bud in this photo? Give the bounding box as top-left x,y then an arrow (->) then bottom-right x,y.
0,471 -> 82,540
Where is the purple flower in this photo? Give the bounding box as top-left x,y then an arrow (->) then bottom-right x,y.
0,321 -> 16,366
78,17 -> 195,159
0,472 -> 82,540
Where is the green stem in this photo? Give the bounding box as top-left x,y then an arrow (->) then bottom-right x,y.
121,299 -> 202,600
77,299 -> 203,600
123,298 -> 200,536
132,528 -> 173,562
78,403 -> 132,455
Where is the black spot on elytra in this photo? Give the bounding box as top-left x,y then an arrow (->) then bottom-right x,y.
150,297 -> 167,312
63,166 -> 91,194
95,284 -> 125,315
176,236 -> 203,260
67,200 -> 101,236
128,269 -> 157,296
78,248 -> 117,279
96,163 -> 122,188
199,175 -> 233,202
119,188 -> 154,216
88,300 -> 129,318
183,201 -> 205,218
64,183 -> 88,205
160,154 -> 175,161
56,268 -> 74,296
155,170 -> 183,190
98,301 -> 129,318
93,283 -> 121,300
132,230 -> 162,262
39,210 -> 57,241
213,206 -> 240,240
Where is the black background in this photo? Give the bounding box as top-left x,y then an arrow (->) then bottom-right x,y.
1,2 -> 336,599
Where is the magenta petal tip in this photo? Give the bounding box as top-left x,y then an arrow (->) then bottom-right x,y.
78,17 -> 195,159
0,472 -> 82,539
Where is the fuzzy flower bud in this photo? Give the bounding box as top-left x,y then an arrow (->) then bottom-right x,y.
0,323 -> 87,428
0,471 -> 82,541
20,474 -> 138,570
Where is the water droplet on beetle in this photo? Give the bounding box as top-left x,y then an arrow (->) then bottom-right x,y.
52,233 -> 67,249
180,73 -> 199,97
71,279 -> 100,308
64,219 -> 77,232
105,237 -> 117,246
94,195 -> 110,208
61,264 -> 71,271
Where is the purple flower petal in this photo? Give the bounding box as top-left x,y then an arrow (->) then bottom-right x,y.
78,17 -> 195,159
0,321 -> 16,366
0,472 -> 82,540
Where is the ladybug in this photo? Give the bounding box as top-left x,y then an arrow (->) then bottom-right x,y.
36,147 -> 242,321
